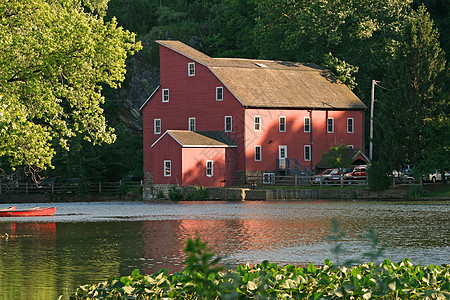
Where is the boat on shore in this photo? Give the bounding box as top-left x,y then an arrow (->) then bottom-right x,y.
0,206 -> 55,217
0,206 -> 16,211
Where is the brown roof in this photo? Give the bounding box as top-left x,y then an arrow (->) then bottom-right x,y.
156,40 -> 366,110
316,148 -> 370,169
151,130 -> 237,148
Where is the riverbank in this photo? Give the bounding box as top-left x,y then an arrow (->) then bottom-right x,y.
0,184 -> 448,203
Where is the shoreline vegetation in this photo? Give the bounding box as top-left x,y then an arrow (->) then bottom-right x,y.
1,184 -> 449,203
69,237 -> 450,300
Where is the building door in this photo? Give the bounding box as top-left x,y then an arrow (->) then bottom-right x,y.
279,145 -> 287,169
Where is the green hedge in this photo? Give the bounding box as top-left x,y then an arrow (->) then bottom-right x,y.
70,238 -> 450,299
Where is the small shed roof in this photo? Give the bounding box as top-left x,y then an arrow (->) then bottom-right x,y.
316,149 -> 370,169
151,130 -> 237,148
156,40 -> 366,110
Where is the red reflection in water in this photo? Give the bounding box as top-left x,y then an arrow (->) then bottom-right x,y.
136,213 -> 329,275
5,222 -> 56,244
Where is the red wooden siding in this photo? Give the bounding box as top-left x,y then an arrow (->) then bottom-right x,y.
245,109 -> 364,171
143,41 -> 366,187
151,133 -> 182,185
182,147 -> 235,187
142,46 -> 245,177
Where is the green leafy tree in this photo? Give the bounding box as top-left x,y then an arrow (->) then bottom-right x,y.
201,0 -> 259,58
254,0 -> 413,100
321,144 -> 355,187
374,5 -> 448,177
0,0 -> 141,176
414,0 -> 450,60
106,0 -> 158,36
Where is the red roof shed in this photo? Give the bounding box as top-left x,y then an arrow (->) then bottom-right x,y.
151,130 -> 237,187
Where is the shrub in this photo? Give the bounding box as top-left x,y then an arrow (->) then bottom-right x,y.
407,184 -> 423,198
156,189 -> 165,199
185,186 -> 208,201
367,163 -> 390,191
168,186 -> 183,201
118,184 -> 142,195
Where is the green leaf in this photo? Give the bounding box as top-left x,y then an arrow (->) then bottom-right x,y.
307,264 -> 317,273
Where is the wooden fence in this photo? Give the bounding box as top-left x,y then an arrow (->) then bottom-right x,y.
246,174 -> 367,189
0,180 -> 142,195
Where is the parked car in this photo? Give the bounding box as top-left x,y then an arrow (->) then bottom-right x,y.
392,170 -> 414,184
120,175 -> 142,183
312,169 -> 342,184
344,165 -> 367,181
40,177 -> 56,187
425,170 -> 442,183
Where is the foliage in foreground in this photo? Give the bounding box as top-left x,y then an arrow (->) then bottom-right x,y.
70,238 -> 450,300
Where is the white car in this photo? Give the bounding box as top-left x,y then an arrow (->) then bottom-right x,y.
426,170 -> 448,183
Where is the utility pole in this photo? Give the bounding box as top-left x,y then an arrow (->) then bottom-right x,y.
369,80 -> 379,161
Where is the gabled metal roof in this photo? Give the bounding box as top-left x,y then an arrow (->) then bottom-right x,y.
151,130 -> 237,148
156,40 -> 367,110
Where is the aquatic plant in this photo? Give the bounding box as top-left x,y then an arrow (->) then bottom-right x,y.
70,237 -> 450,299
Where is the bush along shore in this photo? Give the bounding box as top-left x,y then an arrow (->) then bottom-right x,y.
69,237 -> 450,299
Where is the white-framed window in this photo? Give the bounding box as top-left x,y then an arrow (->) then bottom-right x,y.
188,62 -> 195,76
206,160 -> 213,177
263,173 -> 275,184
347,145 -> 354,149
162,89 -> 169,102
225,116 -> 232,132
255,145 -> 262,161
327,117 -> 334,133
304,117 -> 311,133
189,117 -> 196,131
304,145 -> 311,161
347,118 -> 354,133
154,119 -> 161,134
164,160 -> 171,177
254,116 -> 261,131
216,87 -> 223,101
279,116 -> 286,132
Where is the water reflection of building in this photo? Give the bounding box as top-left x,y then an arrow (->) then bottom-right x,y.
138,213 -> 330,273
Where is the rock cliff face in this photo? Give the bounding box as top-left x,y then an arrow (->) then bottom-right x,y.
107,39 -> 160,131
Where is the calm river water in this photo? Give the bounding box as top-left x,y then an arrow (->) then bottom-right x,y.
0,200 -> 448,300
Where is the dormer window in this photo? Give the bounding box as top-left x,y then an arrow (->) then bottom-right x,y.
188,62 -> 195,76
216,87 -> 223,101
162,89 -> 169,102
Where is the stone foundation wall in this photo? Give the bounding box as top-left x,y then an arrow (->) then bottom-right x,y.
145,183 -> 179,200
142,171 -> 154,200
235,170 -> 246,185
205,187 -> 246,200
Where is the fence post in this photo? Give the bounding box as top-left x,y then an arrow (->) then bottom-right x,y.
26,182 -> 28,195
51,182 -> 54,194
295,175 -> 297,190
99,181 -> 102,194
